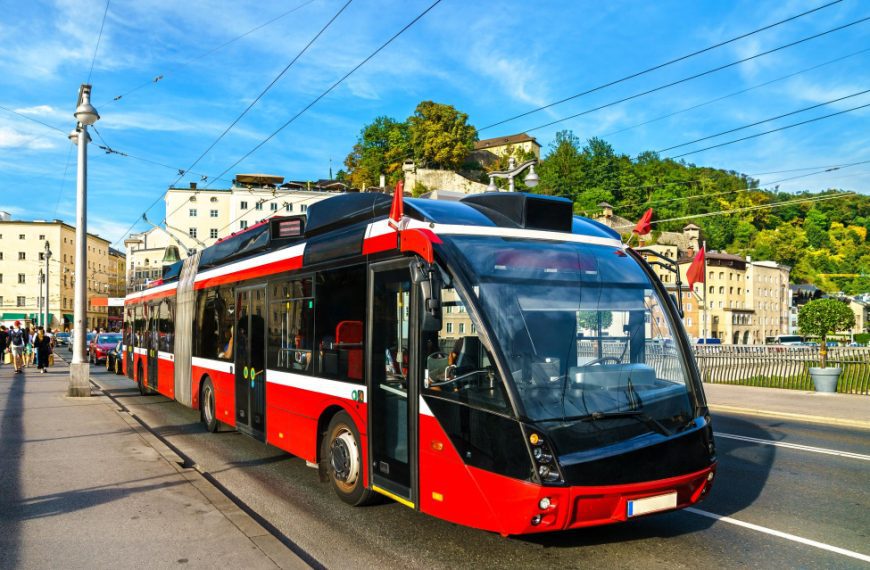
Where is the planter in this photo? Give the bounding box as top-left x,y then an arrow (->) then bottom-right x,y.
808,367 -> 842,393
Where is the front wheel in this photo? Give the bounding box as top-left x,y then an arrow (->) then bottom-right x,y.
322,412 -> 376,506
200,377 -> 218,433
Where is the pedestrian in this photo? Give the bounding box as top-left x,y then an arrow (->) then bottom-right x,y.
8,321 -> 27,373
33,326 -> 52,373
25,324 -> 35,368
0,325 -> 8,366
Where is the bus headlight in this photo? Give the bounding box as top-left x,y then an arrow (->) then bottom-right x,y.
539,497 -> 551,510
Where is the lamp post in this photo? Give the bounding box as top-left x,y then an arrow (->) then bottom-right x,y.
68,84 -> 99,397
486,157 -> 539,193
43,240 -> 51,330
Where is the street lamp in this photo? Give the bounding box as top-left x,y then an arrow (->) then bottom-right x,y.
43,240 -> 51,330
487,157 -> 539,192
68,84 -> 99,398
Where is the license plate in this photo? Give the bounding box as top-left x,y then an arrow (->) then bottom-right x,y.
627,492 -> 677,517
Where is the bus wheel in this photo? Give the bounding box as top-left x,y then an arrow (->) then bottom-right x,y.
323,412 -> 375,506
200,378 -> 218,433
137,363 -> 147,396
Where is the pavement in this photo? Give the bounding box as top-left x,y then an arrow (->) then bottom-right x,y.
0,356 -> 307,570
0,357 -> 866,569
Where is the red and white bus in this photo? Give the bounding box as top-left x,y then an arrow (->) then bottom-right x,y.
121,191 -> 716,535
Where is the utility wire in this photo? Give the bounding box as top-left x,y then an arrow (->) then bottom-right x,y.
649,192 -> 853,226
521,16 -> 870,135
668,101 -> 870,159
0,104 -> 66,134
168,0 -> 353,192
204,0 -> 443,187
103,0 -> 317,105
479,0 -> 843,132
658,88 -> 870,153
601,47 -> 870,138
87,0 -> 111,84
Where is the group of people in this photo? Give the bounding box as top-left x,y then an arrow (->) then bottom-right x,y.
0,321 -> 55,374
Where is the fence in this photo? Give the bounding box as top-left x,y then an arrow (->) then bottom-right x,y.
692,345 -> 870,395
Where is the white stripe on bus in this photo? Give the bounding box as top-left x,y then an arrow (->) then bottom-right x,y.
194,242 -> 306,283
191,356 -> 233,375
157,351 -> 174,362
715,432 -> 870,461
266,369 -> 365,402
133,347 -> 147,355
429,223 -> 624,248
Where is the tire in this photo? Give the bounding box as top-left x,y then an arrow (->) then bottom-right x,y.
200,377 -> 219,433
137,363 -> 147,396
106,356 -> 112,371
322,412 -> 376,506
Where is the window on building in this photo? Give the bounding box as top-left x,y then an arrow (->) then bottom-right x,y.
240,201 -> 248,209
301,205 -> 308,212
189,228 -> 197,238
189,208 -> 197,217
255,201 -> 263,211
719,286 -> 724,294
687,317 -> 693,326
19,234 -> 25,240
270,202 -> 278,211
210,197 -> 218,203
39,234 -> 45,240
719,272 -> 724,280
729,287 -> 733,294
0,274 -> 2,283
459,323 -> 465,334
446,322 -> 453,333
39,252 -> 45,261
210,209 -> 218,218
210,228 -> 218,239
18,252 -> 25,260
18,274 -> 25,284
0,252 -> 3,260
285,203 -> 293,212
240,220 -> 248,229
17,296 -> 25,307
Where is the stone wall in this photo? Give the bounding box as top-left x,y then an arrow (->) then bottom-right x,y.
403,163 -> 489,195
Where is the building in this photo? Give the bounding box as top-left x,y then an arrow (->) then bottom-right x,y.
473,133 -> 541,160
125,174 -> 345,291
0,217 -> 118,330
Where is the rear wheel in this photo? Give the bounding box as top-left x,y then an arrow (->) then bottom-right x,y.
322,412 -> 376,506
200,377 -> 218,433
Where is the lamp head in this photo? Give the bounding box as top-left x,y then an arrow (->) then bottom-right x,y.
487,176 -> 498,193
74,84 -> 99,126
524,165 -> 539,188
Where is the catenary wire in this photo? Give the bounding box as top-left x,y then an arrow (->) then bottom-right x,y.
478,0 -> 843,132
520,16 -> 870,135
87,0 -> 111,84
668,101 -> 870,159
103,0 -> 317,105
0,104 -> 66,134
203,0 -> 443,188
601,47 -> 870,139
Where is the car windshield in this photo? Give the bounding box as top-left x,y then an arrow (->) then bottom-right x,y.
449,236 -> 696,451
98,334 -> 122,344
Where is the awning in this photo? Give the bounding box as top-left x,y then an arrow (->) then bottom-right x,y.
63,314 -> 74,322
0,312 -> 29,320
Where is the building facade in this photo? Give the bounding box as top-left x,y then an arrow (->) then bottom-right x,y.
0,219 -> 118,330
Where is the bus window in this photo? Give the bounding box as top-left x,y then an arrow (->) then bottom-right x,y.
195,286 -> 235,360
159,298 -> 174,353
268,277 -> 314,373
314,265 -> 366,383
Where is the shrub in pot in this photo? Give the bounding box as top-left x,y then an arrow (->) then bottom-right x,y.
798,299 -> 855,393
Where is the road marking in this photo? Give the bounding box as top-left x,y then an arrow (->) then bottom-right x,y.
715,432 -> 870,461
686,508 -> 870,563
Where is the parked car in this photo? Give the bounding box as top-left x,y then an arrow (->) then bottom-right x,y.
105,339 -> 124,374
53,332 -> 70,346
70,332 -> 96,353
89,333 -> 122,364
696,337 -> 721,345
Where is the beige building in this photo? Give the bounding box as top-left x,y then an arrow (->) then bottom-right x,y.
473,133 -> 541,160
746,259 -> 791,344
0,218 -> 118,330
125,174 -> 344,291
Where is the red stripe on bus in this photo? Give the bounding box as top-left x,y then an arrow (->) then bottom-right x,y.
127,287 -> 177,304
362,231 -> 397,256
400,228 -> 442,263
194,255 -> 303,289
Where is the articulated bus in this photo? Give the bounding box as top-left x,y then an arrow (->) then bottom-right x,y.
121,191 -> 716,536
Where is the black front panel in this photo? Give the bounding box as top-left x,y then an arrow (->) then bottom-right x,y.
424,396 -> 533,481
556,421 -> 715,486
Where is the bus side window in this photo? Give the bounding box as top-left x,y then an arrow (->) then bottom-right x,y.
267,277 -> 314,374
196,287 -> 235,360
314,265 -> 366,383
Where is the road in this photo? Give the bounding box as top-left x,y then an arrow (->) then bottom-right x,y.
90,367 -> 870,569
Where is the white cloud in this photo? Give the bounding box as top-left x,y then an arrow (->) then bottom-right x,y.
0,127 -> 57,150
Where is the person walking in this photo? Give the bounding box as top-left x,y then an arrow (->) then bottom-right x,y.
33,326 -> 53,373
8,321 -> 27,373
25,325 -> 35,368
0,325 -> 8,367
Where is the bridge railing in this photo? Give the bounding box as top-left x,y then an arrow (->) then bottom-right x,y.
692,345 -> 870,395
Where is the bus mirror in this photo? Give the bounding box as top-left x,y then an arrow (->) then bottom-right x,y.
411,260 -> 442,331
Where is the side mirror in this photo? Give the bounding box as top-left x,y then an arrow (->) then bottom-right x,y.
411,259 -> 442,331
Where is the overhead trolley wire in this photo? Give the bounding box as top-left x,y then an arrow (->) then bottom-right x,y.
87,0 -> 111,84
519,15 -> 870,135
478,0 -> 843,132
204,0 -> 443,188
657,88 -> 870,153
667,101 -> 870,159
600,47 -> 870,139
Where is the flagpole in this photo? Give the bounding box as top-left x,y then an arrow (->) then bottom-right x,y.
702,240 -> 708,342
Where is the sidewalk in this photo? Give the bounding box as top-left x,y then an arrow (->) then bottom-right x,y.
0,357 -> 307,570
703,382 -> 870,429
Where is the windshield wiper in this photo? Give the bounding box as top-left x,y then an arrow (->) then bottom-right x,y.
581,410 -> 673,437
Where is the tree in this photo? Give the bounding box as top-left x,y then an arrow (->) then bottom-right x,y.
343,116 -> 410,188
537,130 -> 584,200
577,310 -> 613,332
407,101 -> 477,170
798,299 -> 855,367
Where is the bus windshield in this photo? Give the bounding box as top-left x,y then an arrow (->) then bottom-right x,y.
449,236 -> 696,448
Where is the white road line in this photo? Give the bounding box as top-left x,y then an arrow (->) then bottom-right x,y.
715,432 -> 870,461
686,508 -> 870,564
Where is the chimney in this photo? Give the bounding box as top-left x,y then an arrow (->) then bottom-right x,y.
190,182 -> 197,189
379,174 -> 386,188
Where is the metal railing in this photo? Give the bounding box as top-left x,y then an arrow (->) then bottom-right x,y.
693,345 -> 870,395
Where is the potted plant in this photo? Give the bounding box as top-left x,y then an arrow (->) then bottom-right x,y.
798,298 -> 855,393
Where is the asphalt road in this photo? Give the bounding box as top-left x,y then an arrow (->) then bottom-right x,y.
91,367 -> 870,569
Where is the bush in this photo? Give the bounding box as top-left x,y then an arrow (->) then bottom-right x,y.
798,299 -> 855,367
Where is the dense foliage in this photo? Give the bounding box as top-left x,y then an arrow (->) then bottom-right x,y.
798,299 -> 856,367
343,102 -> 868,294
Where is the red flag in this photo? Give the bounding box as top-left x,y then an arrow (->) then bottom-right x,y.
389,179 -> 404,226
633,208 -> 653,235
686,247 -> 706,289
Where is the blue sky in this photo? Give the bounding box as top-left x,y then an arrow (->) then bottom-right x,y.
1,0 -> 868,248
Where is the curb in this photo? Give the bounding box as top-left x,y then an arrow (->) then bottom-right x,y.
709,404 -> 870,430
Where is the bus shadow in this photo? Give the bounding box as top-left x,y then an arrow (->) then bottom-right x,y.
0,369 -> 26,569
515,415 -> 774,547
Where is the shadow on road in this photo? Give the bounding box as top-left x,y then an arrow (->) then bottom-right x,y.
0,367 -> 26,568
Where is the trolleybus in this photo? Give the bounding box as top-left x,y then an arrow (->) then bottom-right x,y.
121,191 -> 716,535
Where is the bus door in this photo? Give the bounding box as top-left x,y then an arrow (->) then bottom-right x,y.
147,302 -> 159,392
368,261 -> 418,507
234,286 -> 267,440
124,308 -> 134,378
